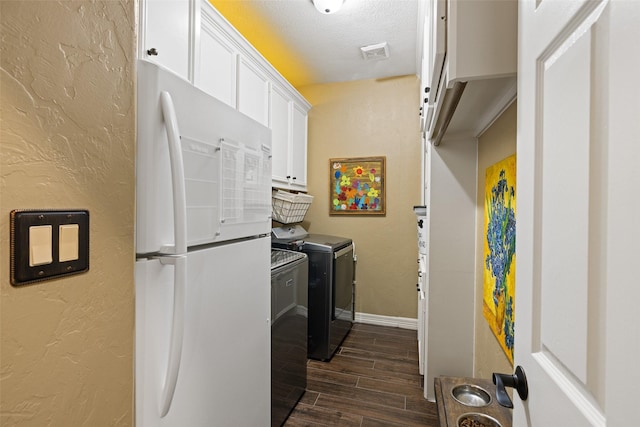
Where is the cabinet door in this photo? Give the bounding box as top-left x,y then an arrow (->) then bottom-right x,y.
196,7 -> 237,108
424,0 -> 446,133
289,103 -> 308,190
428,0 -> 446,100
141,0 -> 191,80
270,85 -> 291,187
237,57 -> 269,126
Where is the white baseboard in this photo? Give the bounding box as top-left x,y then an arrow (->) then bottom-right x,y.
355,312 -> 418,330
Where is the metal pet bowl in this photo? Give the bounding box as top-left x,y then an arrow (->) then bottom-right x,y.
451,384 -> 491,407
457,412 -> 503,427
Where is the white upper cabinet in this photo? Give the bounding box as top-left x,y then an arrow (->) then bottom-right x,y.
238,57 -> 270,127
139,0 -> 310,191
139,0 -> 192,81
270,85 -> 291,186
446,0 -> 516,82
426,0 -> 446,111
418,0 -> 445,133
270,85 -> 309,191
196,7 -> 237,108
422,0 -> 517,144
289,103 -> 308,190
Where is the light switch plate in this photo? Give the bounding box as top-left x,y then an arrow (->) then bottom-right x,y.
10,210 -> 89,286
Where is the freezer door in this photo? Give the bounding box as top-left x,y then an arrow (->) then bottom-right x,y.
136,60 -> 272,254
136,237 -> 271,426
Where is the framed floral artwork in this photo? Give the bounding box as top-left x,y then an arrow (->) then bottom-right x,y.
483,154 -> 516,365
329,156 -> 386,216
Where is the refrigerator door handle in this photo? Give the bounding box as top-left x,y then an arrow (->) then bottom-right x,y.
155,254 -> 187,417
160,91 -> 187,255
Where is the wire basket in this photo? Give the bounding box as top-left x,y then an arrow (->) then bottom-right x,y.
272,190 -> 314,224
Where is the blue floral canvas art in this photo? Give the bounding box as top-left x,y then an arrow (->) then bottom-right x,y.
483,154 -> 516,364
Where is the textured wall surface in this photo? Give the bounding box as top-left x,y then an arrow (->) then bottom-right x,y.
0,1 -> 136,425
474,102 -> 517,379
299,76 -> 421,319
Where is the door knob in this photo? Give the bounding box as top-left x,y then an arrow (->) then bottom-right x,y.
492,365 -> 528,408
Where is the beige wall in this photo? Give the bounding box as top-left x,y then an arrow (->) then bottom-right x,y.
0,1 -> 136,425
298,76 -> 422,319
474,101 -> 517,378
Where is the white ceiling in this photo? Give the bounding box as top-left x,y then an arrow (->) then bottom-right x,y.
247,0 -> 424,87
244,0 -> 517,139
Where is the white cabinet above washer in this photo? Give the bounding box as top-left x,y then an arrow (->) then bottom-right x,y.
289,102 -> 308,190
270,84 -> 309,192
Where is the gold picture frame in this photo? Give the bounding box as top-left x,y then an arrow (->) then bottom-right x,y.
329,156 -> 386,216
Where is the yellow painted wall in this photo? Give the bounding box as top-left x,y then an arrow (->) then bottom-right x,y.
474,102 -> 517,378
298,76 -> 421,318
0,1 -> 136,425
209,0 -> 313,88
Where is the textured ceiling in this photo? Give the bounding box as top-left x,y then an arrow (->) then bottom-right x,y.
211,0 -> 424,88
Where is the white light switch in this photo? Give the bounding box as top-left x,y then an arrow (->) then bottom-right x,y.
59,224 -> 79,262
11,210 -> 89,285
29,225 -> 53,267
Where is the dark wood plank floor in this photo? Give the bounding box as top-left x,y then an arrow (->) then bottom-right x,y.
284,323 -> 440,427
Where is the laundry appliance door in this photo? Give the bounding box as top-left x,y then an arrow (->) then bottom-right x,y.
332,244 -> 354,335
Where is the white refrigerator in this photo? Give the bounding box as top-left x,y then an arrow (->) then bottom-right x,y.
135,60 -> 272,426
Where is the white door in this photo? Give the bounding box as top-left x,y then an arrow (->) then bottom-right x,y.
515,0 -> 640,425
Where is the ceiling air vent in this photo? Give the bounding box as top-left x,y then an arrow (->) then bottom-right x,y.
360,42 -> 389,61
